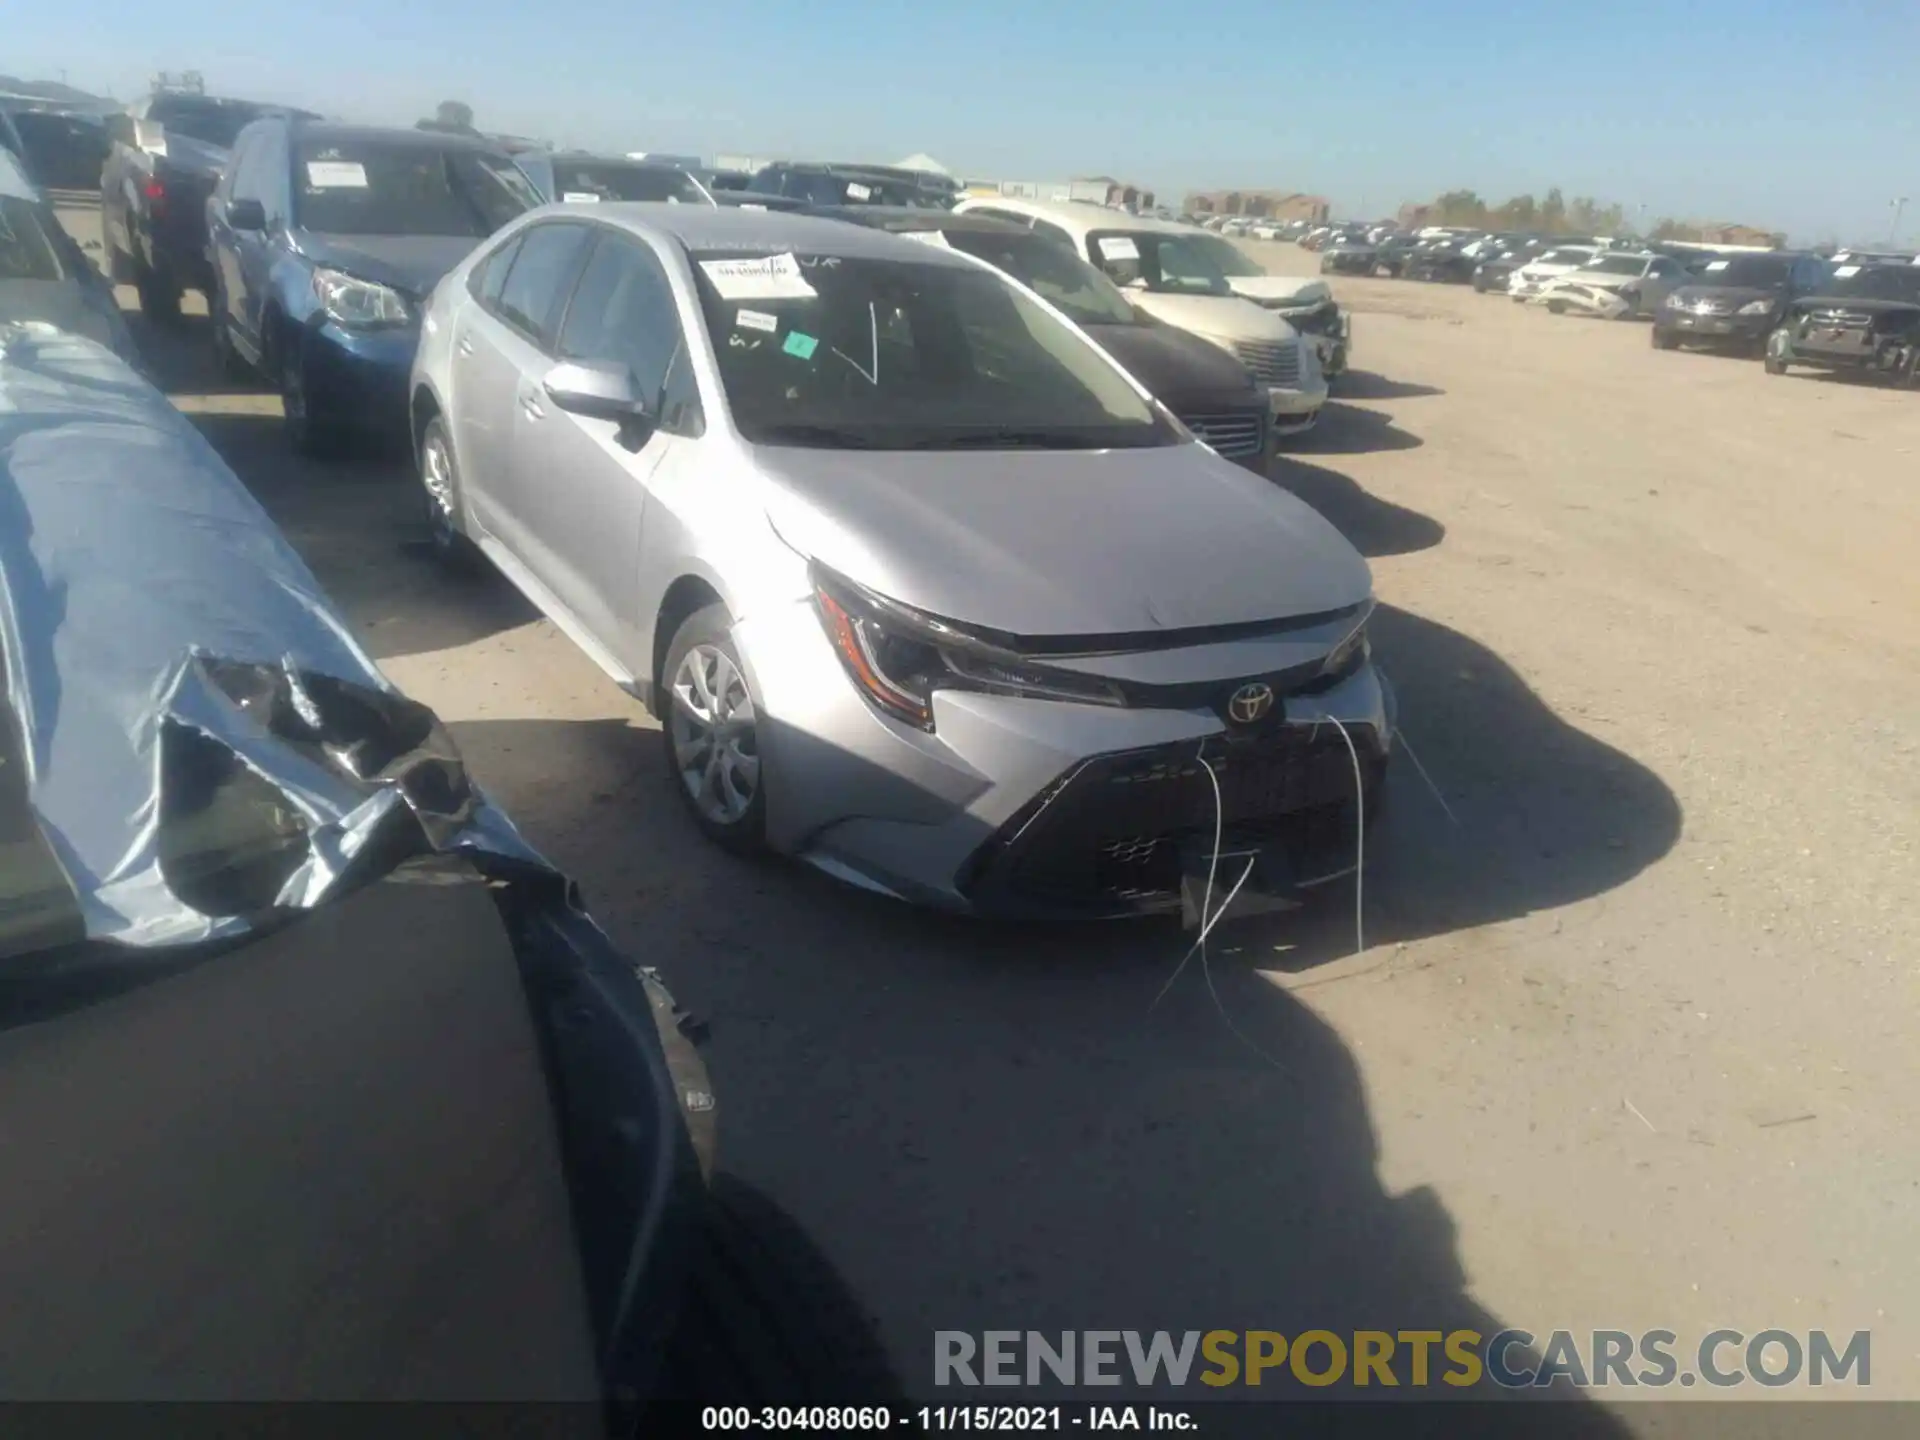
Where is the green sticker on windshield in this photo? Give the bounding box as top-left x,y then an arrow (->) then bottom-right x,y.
782,331 -> 819,360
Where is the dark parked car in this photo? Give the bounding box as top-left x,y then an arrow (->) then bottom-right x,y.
514,150 -> 713,205
1406,236 -> 1485,283
0,147 -> 139,362
0,326 -> 893,1405
813,206 -> 1275,471
748,162 -> 953,209
1653,252 -> 1828,354
100,91 -> 317,324
205,119 -> 541,455
1369,233 -> 1424,277
1764,262 -> 1920,385
1320,236 -> 1380,274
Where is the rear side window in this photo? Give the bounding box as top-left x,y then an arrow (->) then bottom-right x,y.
471,234 -> 523,306
493,223 -> 590,345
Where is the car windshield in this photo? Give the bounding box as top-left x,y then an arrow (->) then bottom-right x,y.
147,96 -> 288,150
550,159 -> 706,205
1539,248 -> 1594,265
1820,264 -> 1920,302
1585,255 -> 1649,276
1182,232 -> 1266,278
0,197 -> 67,281
781,170 -> 946,208
1087,231 -> 1233,297
292,140 -> 541,236
689,249 -> 1172,451
1693,255 -> 1794,286
937,228 -> 1140,326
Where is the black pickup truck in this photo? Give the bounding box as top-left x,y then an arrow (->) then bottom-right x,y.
99,91 -> 313,323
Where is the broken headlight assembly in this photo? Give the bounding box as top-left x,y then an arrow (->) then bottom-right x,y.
1738,299 -> 1775,315
811,566 -> 1124,730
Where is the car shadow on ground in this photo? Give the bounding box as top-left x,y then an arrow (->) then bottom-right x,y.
1332,370 -> 1443,401
431,600 -> 1676,1420
1270,456 -> 1445,558
1284,400 -> 1422,456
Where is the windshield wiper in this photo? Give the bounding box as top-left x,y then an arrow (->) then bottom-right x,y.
911,429 -> 1100,450
753,423 -> 881,449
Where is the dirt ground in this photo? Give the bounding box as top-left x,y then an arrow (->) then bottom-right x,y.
58,202 -> 1920,1417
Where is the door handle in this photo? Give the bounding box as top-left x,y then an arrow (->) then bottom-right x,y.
456,337 -> 474,357
519,386 -> 545,420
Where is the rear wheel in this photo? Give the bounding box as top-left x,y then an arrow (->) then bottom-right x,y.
661,605 -> 767,854
133,259 -> 182,326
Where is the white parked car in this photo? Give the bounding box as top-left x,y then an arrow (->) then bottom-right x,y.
1529,251 -> 1691,319
953,196 -> 1327,435
1507,245 -> 1602,301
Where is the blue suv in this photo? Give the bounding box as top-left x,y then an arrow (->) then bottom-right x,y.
205,119 -> 541,456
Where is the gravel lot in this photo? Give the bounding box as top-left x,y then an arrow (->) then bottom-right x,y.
59,202 -> 1920,1416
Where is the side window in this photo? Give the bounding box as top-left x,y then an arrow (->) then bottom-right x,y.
471,234 -> 524,307
554,234 -> 692,424
216,135 -> 252,203
228,133 -> 270,205
494,223 -> 591,346
1031,218 -> 1074,250
260,131 -> 291,227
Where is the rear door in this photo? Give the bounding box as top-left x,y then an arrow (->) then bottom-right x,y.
511,229 -> 693,667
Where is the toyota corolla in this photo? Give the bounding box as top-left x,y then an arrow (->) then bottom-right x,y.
409,208 -> 1391,919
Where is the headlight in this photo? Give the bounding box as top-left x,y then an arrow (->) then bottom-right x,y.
812,567 -> 1123,730
1321,619 -> 1371,680
1737,299 -> 1773,315
312,267 -> 411,328
1664,292 -> 1688,309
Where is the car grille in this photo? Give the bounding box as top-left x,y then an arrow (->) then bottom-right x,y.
1806,308 -> 1873,331
960,728 -> 1378,913
1179,409 -> 1265,458
1232,338 -> 1303,387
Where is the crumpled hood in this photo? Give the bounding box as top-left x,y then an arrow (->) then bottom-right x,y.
750,442 -> 1371,637
1127,290 -> 1298,343
1225,275 -> 1332,308
295,232 -> 486,300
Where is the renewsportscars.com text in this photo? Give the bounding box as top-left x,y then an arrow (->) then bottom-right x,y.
934,1329 -> 1871,1390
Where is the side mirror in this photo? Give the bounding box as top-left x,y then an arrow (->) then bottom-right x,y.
544,360 -> 653,427
226,198 -> 267,232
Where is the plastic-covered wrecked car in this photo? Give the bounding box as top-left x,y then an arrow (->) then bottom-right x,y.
0,324 -> 893,1406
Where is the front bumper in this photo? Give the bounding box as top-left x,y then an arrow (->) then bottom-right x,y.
1779,335 -> 1909,373
299,319 -> 419,433
1656,309 -> 1774,343
1530,285 -> 1631,319
731,599 -> 1392,919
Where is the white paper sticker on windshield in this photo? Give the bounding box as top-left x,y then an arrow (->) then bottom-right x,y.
305,161 -> 368,189
1834,265 -> 1861,278
845,182 -> 872,201
740,202 -> 767,211
735,308 -> 778,333
1705,259 -> 1729,271
1097,235 -> 1141,261
562,191 -> 602,203
897,229 -> 952,248
699,253 -> 818,300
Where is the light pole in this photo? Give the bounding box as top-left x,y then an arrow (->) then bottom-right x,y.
1892,197 -> 1910,247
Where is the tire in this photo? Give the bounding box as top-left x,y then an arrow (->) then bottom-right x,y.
660,604 -> 768,854
1763,327 -> 1792,376
416,416 -> 480,571
656,1175 -> 900,1405
277,333 -> 347,459
1651,328 -> 1679,350
133,259 -> 182,326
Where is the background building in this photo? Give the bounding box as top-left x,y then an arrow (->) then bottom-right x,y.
1186,189 -> 1329,223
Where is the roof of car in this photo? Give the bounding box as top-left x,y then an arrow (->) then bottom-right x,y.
570,204 -> 980,267
281,120 -> 512,152
958,195 -> 1189,238
809,205 -> 1025,235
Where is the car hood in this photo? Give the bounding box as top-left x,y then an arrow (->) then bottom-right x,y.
1082,321 -> 1263,409
294,233 -> 486,300
1224,275 -> 1332,307
1671,284 -> 1780,306
1789,294 -> 1920,315
0,281 -> 136,361
1547,270 -> 1638,291
750,442 -> 1371,637
1127,290 -> 1297,342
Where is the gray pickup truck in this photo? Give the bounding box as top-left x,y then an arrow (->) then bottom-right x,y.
99,91 -> 314,324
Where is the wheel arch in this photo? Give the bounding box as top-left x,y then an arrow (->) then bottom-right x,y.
649,574 -> 728,716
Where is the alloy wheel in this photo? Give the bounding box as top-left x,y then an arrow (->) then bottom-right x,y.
421,430 -> 460,552
669,644 -> 760,826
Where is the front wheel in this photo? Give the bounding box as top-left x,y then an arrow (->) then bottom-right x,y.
1651,328 -> 1679,351
661,605 -> 768,854
1763,328 -> 1792,375
417,417 -> 479,570
279,340 -> 346,459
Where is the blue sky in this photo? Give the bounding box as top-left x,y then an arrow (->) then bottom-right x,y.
12,0 -> 1920,242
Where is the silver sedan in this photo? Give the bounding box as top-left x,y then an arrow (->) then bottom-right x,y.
409,206 -> 1392,918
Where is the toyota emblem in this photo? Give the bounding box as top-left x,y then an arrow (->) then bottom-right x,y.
1226,682 -> 1275,725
